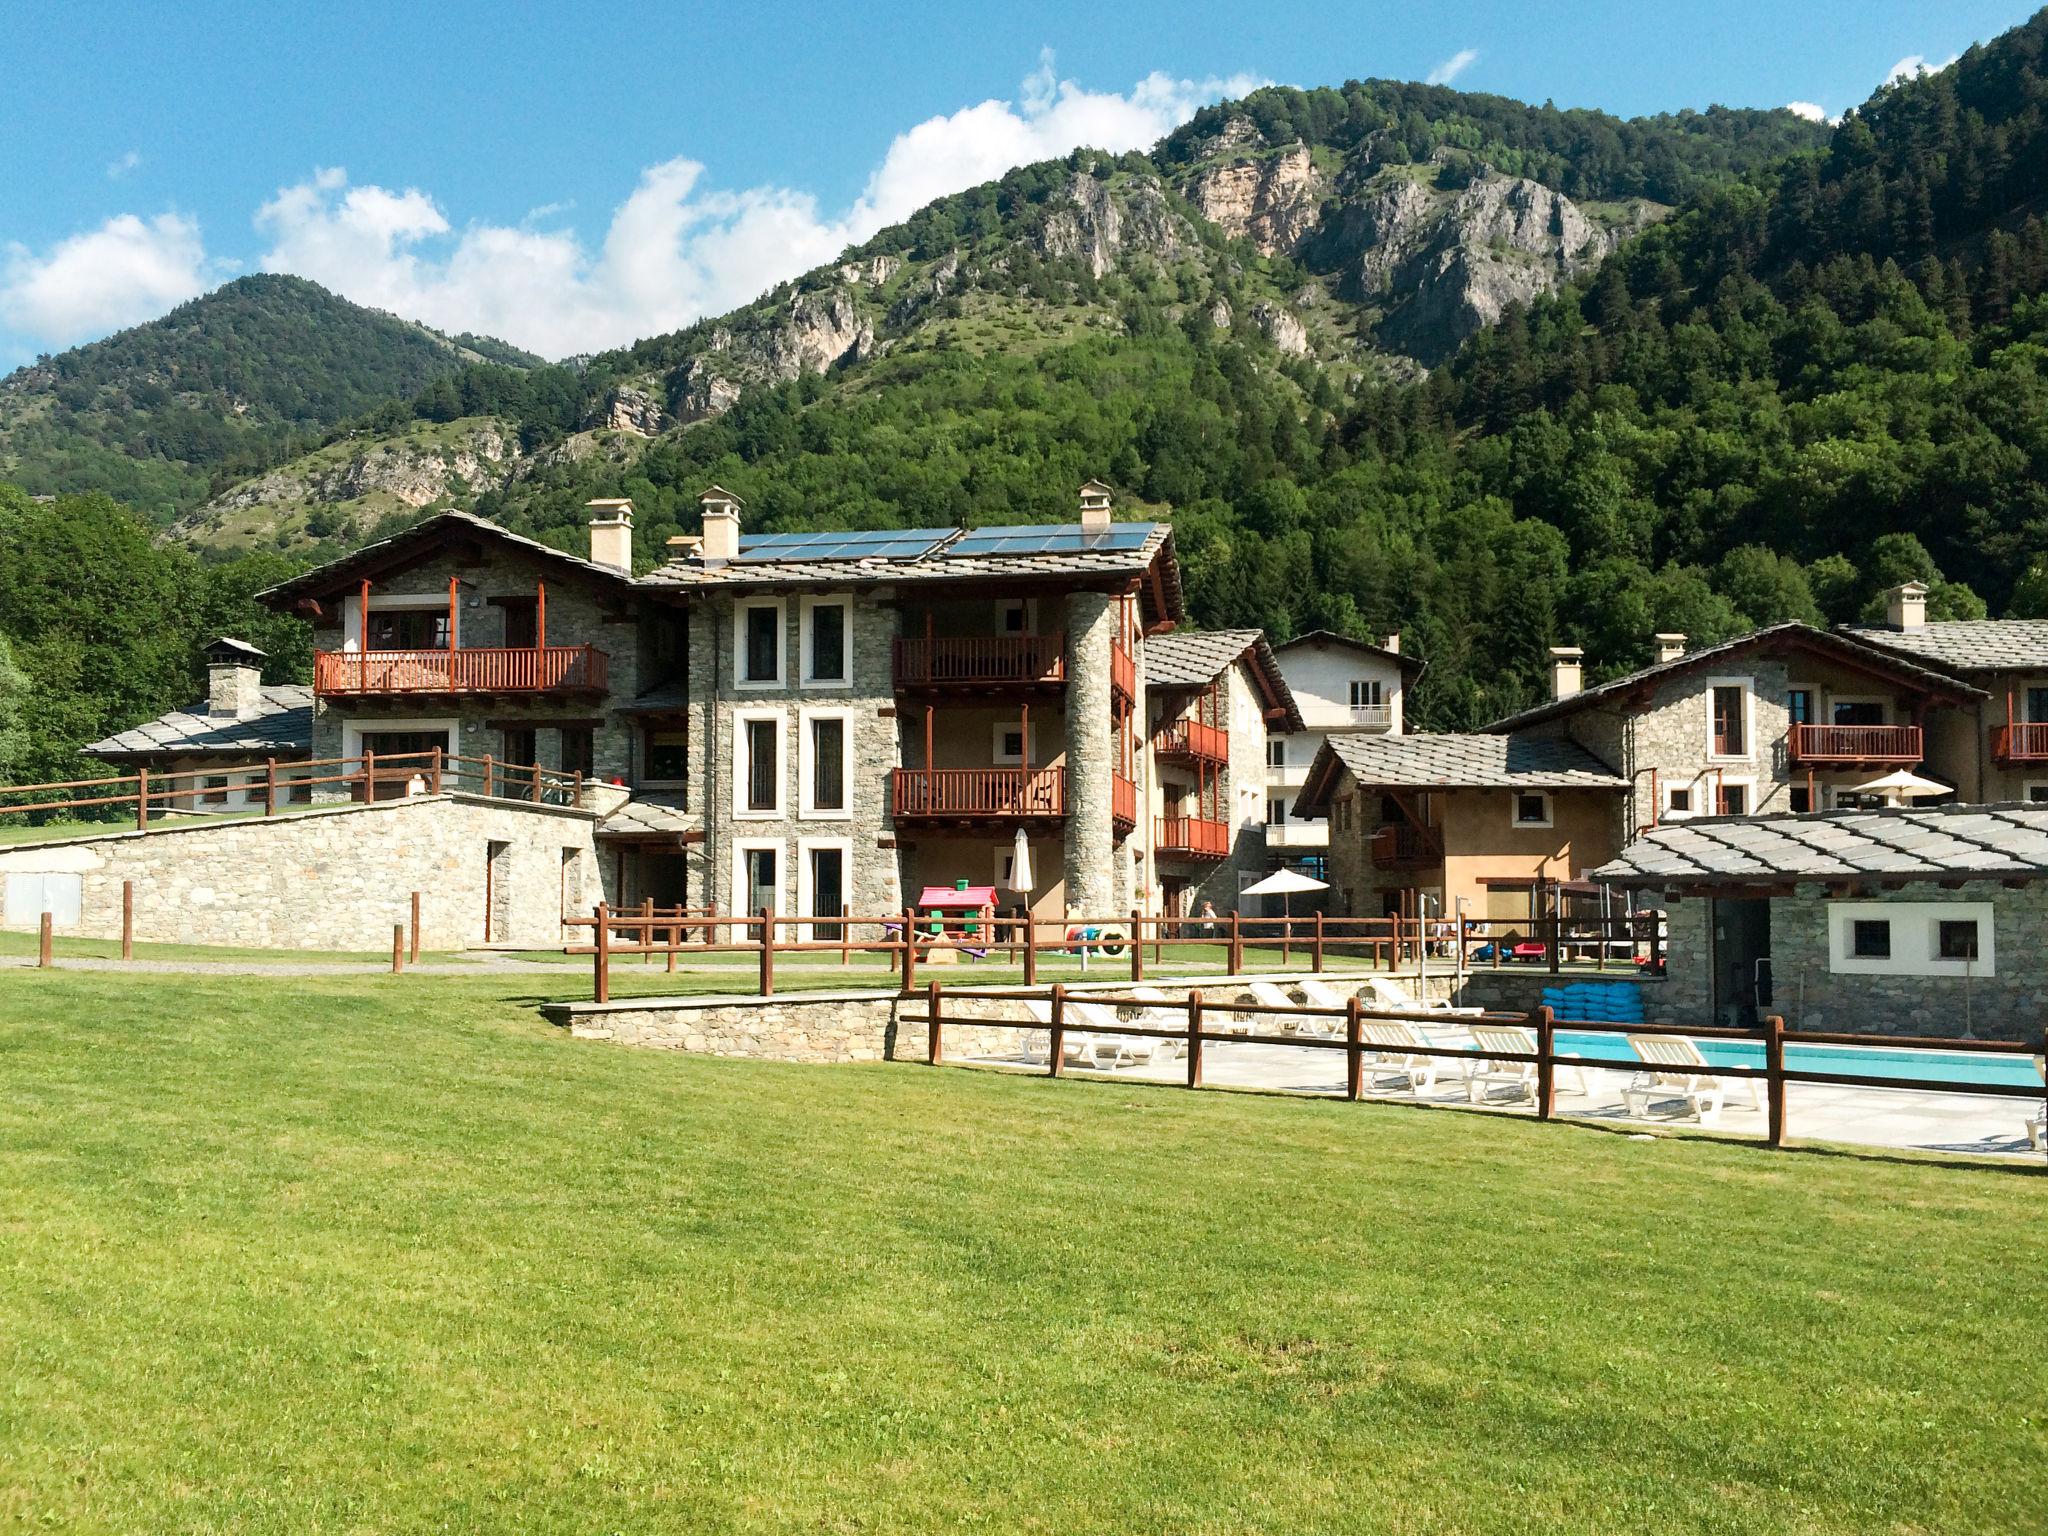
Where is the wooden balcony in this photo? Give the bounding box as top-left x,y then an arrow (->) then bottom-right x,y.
1993,722 -> 2048,764
1156,815 -> 1228,859
891,767 -> 1065,822
1787,723 -> 1922,767
1112,773 -> 1137,833
1371,823 -> 1441,869
1111,641 -> 1135,706
892,634 -> 1065,691
314,645 -> 608,697
1152,718 -> 1228,765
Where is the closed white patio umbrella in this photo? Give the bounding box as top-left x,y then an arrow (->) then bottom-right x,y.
1006,828 -> 1034,893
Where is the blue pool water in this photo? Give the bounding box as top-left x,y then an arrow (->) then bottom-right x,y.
1553,1030 -> 2043,1091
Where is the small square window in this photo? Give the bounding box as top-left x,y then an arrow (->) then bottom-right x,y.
1719,784 -> 1748,816
1937,919 -> 1980,960
1851,919 -> 1891,959
1513,792 -> 1550,826
1789,787 -> 1812,813
2029,784 -> 2048,805
646,729 -> 688,781
1668,788 -> 1692,814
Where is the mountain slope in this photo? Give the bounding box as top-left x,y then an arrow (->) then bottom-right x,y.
0,275 -> 540,519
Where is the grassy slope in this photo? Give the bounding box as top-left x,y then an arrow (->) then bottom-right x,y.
1,970 -> 2042,1532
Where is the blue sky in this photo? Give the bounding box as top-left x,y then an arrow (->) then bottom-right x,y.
0,0 -> 2034,368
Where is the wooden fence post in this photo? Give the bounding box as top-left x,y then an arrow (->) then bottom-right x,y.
593,902 -> 610,1003
1345,995 -> 1363,1102
1186,992 -> 1204,1088
364,748 -> 376,803
1023,913 -> 1038,986
1312,911 -> 1325,974
1765,1013 -> 1787,1148
483,753 -> 495,799
37,911 -> 52,968
926,979 -> 942,1065
410,891 -> 422,963
431,746 -> 444,796
264,757 -> 277,817
1548,915 -> 1561,975
1130,908 -> 1143,984
758,906 -> 775,998
1228,910 -> 1243,975
391,923 -> 405,975
1281,911 -> 1291,968
642,897 -> 655,966
136,767 -> 149,831
1535,1005 -> 1556,1121
121,880 -> 134,960
901,906 -> 917,996
1048,983 -> 1065,1078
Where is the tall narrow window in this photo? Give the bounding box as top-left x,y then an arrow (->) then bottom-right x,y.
810,716 -> 845,812
560,727 -> 594,777
1266,796 -> 1287,826
807,602 -> 847,684
744,846 -> 779,916
1266,739 -> 1286,769
809,846 -> 845,938
2026,686 -> 2048,724
1711,686 -> 1745,756
745,718 -> 778,812
743,606 -> 781,684
501,727 -> 536,768
1787,689 -> 1813,726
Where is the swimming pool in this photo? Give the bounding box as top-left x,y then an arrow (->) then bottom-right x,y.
1553,1030 -> 2045,1091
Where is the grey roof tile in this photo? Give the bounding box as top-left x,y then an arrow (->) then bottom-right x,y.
1841,619 -> 2048,674
1296,732 -> 1626,816
1144,629 -> 1265,687
597,797 -> 696,838
85,686 -> 314,759
1597,802 -> 2048,885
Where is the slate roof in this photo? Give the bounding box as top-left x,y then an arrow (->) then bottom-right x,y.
258,509 -> 640,606
1595,802 -> 2048,887
1271,628 -> 1424,676
1144,629 -> 1306,730
1293,731 -> 1625,817
597,797 -> 696,840
1484,622 -> 1982,733
85,687 -> 314,760
639,520 -> 1185,622
1841,619 -> 2048,675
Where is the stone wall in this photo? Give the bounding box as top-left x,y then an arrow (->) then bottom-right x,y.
1063,591 -> 1117,912
0,793 -> 600,950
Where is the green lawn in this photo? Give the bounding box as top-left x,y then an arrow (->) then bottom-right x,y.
2,969 -> 2042,1532
0,929 -> 469,966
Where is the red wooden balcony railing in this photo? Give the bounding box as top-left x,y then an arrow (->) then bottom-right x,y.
1787,723 -> 1922,765
1110,641 -> 1135,704
1112,773 -> 1137,830
1152,718 -> 1229,763
891,634 -> 1065,689
1371,823 -> 1441,868
315,645 -> 608,696
1156,815 -> 1228,858
890,767 -> 1065,819
1993,722 -> 2048,764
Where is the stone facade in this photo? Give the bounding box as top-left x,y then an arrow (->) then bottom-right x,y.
0,793 -> 600,950
1063,591 -> 1117,912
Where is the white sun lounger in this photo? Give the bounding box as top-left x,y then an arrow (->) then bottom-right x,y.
1240,980 -> 1342,1038
1065,996 -> 1182,1068
1356,1017 -> 1460,1095
1465,1023 -> 1541,1104
1358,975 -> 1483,1018
1624,1035 -> 1734,1126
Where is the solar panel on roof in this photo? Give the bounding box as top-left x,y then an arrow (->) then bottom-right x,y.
735,527 -> 958,563
947,521 -> 1158,558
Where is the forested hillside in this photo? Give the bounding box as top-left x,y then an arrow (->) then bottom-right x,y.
0,275 -> 538,518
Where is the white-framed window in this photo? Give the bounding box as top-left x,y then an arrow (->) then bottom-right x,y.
734,599 -> 787,689
995,598 -> 1035,635
800,596 -> 851,689
1705,677 -> 1754,759
1664,782 -> 1696,819
2026,782 -> 2048,804
796,836 -> 852,942
1511,790 -> 1553,829
1266,738 -> 1286,769
1266,795 -> 1287,826
991,721 -> 1036,766
733,707 -> 787,818
733,838 -> 784,918
798,707 -> 853,819
1348,679 -> 1382,709
1714,776 -> 1757,817
1827,901 -> 1995,976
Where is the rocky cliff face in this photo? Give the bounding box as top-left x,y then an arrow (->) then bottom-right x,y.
1186,144 -> 1325,256
206,420 -> 519,514
1037,171 -> 1194,277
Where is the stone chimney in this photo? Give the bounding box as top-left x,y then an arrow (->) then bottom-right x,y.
1654,632 -> 1687,664
698,485 -> 743,565
1078,479 -> 1114,534
1383,632 -> 1400,654
586,498 -> 635,572
1549,646 -> 1584,701
203,637 -> 265,720
1886,580 -> 1928,630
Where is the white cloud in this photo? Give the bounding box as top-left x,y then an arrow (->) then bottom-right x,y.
245,53 -> 1263,359
106,150 -> 141,180
1,212 -> 213,344
1784,100 -> 1829,123
1886,53 -> 1957,86
1426,48 -> 1479,87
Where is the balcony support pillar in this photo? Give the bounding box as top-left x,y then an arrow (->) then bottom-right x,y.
1063,591 -> 1116,914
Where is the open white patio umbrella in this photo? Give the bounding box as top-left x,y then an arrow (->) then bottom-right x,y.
1843,768 -> 1952,804
1006,827 -> 1034,893
1240,866 -> 1329,923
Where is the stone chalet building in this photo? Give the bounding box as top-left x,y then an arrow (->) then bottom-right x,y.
158,480 -> 1301,931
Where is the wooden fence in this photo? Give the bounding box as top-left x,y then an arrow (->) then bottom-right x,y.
0,747 -> 584,831
901,985 -> 2048,1154
565,904 -> 1665,1003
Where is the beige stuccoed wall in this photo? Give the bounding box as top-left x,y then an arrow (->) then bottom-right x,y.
0,793 -> 600,950
1438,788 -> 1624,910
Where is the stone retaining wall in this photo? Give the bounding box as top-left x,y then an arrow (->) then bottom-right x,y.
0,793 -> 599,950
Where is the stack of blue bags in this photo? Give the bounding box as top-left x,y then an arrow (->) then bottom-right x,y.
1541,980 -> 1645,1025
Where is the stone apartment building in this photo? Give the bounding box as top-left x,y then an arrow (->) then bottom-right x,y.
230,479 -> 1223,930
